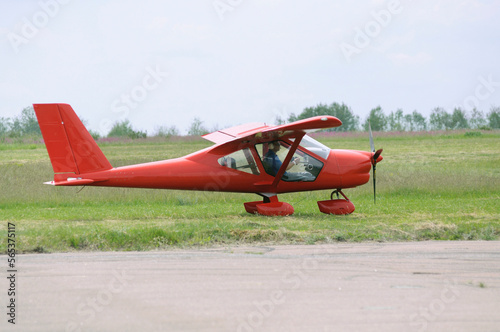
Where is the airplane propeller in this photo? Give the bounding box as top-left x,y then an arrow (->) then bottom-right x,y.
368,122 -> 383,204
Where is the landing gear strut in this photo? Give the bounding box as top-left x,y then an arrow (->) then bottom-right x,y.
330,189 -> 349,201
318,189 -> 355,215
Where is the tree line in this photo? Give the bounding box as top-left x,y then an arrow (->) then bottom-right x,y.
0,107 -> 41,138
1,104 -> 499,141
288,102 -> 500,132
0,106 -> 211,140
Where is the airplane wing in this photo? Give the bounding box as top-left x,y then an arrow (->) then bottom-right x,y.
203,116 -> 342,144
202,122 -> 268,144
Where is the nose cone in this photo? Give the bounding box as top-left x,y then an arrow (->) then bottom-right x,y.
332,150 -> 373,188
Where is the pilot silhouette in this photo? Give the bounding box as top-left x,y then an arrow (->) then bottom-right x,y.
263,141 -> 299,176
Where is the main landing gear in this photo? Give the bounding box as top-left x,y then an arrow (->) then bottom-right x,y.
244,195 -> 294,216
317,189 -> 355,215
244,189 -> 355,216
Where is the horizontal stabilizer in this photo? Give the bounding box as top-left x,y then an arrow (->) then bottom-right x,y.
44,177 -> 101,186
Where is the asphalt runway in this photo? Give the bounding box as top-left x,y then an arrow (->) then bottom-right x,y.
2,241 -> 499,332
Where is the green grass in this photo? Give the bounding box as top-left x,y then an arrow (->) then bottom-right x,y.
0,131 -> 499,253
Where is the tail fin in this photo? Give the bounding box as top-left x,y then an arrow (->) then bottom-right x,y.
34,104 -> 112,176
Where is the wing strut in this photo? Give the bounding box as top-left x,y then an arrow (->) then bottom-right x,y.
271,132 -> 305,188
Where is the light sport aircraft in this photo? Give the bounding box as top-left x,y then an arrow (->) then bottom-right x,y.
34,103 -> 383,216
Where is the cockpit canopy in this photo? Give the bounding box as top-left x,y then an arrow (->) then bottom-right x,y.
219,134 -> 330,182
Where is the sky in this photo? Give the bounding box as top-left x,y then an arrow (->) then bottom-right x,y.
1,0 -> 499,135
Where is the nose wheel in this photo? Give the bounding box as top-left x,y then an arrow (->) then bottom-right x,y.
318,189 -> 355,215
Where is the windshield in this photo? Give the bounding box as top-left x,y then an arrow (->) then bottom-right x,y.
296,135 -> 331,160
255,141 -> 324,182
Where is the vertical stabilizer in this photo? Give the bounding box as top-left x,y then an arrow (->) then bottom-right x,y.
34,103 -> 112,175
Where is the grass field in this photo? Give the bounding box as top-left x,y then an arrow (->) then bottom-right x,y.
1,130 -> 499,253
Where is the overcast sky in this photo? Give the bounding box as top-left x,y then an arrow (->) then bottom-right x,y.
1,0 -> 499,135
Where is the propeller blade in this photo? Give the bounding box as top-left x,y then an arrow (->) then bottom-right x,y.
368,121 -> 375,153
368,122 -> 382,204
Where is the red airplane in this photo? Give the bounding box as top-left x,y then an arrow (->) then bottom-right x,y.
34,103 -> 383,216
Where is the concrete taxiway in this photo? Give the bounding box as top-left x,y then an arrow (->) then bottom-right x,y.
2,241 -> 499,331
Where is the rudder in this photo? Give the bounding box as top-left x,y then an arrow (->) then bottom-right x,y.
34,103 -> 112,175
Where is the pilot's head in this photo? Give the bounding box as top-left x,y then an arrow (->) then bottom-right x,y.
269,141 -> 280,152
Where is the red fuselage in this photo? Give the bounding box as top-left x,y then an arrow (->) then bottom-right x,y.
74,145 -> 378,195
